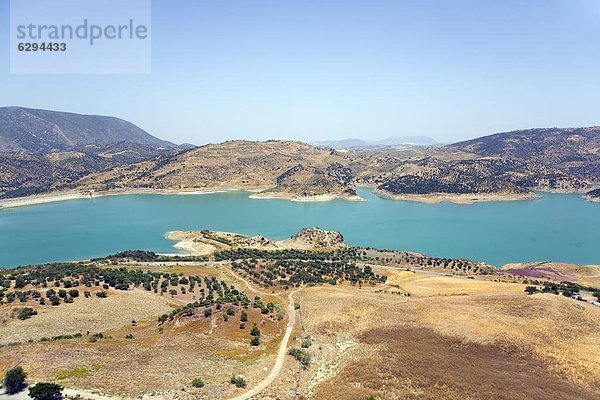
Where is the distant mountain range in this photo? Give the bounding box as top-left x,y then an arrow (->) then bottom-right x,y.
64,128 -> 599,203
1,107 -> 599,202
313,136 -> 440,149
0,107 -> 190,198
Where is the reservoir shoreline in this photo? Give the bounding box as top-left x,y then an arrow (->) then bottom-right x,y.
1,186 -> 594,211
1,189 -> 598,268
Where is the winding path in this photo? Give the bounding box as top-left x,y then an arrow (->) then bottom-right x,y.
231,288 -> 301,400
57,265 -> 300,400
221,265 -> 286,297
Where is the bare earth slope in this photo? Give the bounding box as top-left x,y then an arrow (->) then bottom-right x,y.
69,140 -> 360,200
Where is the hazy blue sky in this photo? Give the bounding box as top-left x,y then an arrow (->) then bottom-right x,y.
1,0 -> 600,145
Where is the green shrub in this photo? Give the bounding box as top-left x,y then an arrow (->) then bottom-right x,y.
230,375 -> 246,388
191,377 -> 204,388
17,307 -> 37,320
288,348 -> 311,369
301,335 -> 313,348
28,382 -> 62,400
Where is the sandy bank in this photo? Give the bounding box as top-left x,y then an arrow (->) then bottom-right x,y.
372,189 -> 541,204
0,188 -> 241,210
0,192 -> 91,209
0,186 -> 364,210
2,186 -> 582,210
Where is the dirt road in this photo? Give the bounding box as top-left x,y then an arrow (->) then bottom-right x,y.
231,289 -> 300,400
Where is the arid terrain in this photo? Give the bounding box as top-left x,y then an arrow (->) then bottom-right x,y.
2,108 -> 599,204
1,228 -> 599,399
60,136 -> 596,203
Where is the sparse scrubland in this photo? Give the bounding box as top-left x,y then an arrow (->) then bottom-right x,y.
1,228 -> 599,399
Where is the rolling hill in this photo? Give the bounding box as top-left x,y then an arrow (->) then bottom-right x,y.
313,135 -> 439,149
0,106 -> 175,153
66,140 -> 359,200
450,127 -> 600,180
2,109 -> 599,202
0,107 -> 187,198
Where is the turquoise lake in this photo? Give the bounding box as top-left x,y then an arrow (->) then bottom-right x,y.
0,189 -> 598,268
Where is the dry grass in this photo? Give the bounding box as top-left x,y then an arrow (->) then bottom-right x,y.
0,314 -> 280,399
389,271 -> 526,297
2,263 -> 598,399
0,289 -> 171,345
294,281 -> 600,399
0,263 -> 289,399
414,294 -> 600,389
315,326 -> 597,400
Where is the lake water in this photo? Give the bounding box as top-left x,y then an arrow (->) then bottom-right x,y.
0,189 -> 598,268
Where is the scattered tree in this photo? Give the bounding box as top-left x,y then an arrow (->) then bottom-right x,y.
525,286 -> 538,295
250,323 -> 260,337
3,366 -> 27,394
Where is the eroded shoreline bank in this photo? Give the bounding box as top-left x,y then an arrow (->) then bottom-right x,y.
0,186 -> 596,211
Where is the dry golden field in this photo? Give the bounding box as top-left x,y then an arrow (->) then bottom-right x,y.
276,270 -> 600,400
0,289 -> 171,345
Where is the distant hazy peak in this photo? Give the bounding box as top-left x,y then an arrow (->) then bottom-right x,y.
313,135 -> 439,149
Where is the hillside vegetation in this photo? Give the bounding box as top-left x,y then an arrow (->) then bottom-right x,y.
1,228 -> 598,399
2,108 -> 599,202
66,130 -> 598,202
0,107 -> 184,198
